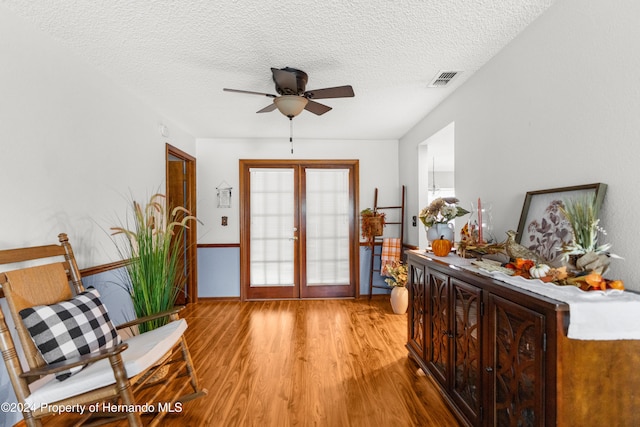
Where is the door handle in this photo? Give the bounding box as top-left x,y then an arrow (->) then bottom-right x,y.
289,236 -> 298,240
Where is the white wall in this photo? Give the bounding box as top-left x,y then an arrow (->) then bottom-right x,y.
400,0 -> 640,290
196,138 -> 400,244
0,7 -> 196,268
0,10 -> 196,424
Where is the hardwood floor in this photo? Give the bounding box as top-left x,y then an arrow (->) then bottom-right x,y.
42,299 -> 459,426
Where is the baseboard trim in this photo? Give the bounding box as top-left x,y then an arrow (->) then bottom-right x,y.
196,296 -> 389,302
197,296 -> 241,302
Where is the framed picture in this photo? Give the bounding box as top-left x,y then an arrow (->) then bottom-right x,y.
216,181 -> 233,208
515,183 -> 607,263
217,188 -> 232,208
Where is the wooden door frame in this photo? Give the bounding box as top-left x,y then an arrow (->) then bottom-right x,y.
239,159 -> 360,301
166,143 -> 198,304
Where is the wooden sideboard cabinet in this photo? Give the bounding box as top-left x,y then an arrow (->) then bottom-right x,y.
405,250 -> 640,427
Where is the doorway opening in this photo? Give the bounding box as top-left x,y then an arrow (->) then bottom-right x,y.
418,122 -> 456,249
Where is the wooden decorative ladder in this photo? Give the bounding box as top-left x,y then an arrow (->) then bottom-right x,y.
368,185 -> 405,299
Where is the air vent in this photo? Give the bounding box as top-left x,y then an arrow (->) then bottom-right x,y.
428,71 -> 461,88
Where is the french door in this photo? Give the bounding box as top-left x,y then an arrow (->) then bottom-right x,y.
240,160 -> 359,300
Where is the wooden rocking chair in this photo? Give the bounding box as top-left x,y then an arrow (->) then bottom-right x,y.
0,233 -> 207,426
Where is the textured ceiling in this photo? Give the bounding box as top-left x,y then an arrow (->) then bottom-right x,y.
2,0 -> 556,141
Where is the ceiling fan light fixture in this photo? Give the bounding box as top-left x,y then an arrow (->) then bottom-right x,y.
274,95 -> 308,118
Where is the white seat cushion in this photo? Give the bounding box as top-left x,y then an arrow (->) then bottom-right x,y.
25,318 -> 187,408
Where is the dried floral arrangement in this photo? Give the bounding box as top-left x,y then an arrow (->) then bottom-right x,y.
384,261 -> 408,287
419,197 -> 469,227
360,208 -> 385,244
483,257 -> 624,291
457,223 -> 505,258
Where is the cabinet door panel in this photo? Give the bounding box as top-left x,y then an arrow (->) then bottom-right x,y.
451,278 -> 482,425
489,295 -> 545,427
428,270 -> 449,387
408,263 -> 426,359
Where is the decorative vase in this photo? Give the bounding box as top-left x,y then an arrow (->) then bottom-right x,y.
468,201 -> 495,243
390,286 -> 409,314
426,223 -> 454,244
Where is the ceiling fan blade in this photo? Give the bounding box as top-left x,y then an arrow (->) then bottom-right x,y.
271,68 -> 299,94
223,88 -> 276,98
304,85 -> 354,100
256,102 -> 278,113
304,100 -> 332,115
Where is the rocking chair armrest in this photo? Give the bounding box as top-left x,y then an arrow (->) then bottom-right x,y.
115,306 -> 185,330
20,342 -> 129,378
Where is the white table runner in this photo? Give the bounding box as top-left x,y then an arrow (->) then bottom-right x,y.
470,266 -> 640,340
421,253 -> 640,340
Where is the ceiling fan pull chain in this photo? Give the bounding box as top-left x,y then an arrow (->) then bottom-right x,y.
290,117 -> 294,154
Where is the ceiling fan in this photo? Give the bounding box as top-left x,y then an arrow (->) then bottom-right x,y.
223,67 -> 355,118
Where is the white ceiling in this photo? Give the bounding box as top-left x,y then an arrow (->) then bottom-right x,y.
3,0 -> 556,141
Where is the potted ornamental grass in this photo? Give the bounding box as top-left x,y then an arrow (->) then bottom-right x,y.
111,193 -> 196,332
558,194 -> 622,284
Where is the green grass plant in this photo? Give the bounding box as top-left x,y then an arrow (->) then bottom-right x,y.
111,193 -> 196,332
559,194 -> 610,256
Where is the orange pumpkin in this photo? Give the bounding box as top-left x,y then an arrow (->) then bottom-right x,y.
432,236 -> 453,257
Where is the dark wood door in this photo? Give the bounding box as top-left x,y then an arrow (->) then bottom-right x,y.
166,144 -> 197,304
407,262 -> 427,360
488,294 -> 545,427
450,278 -> 482,426
428,269 -> 450,388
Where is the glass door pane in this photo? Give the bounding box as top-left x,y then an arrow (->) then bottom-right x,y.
301,167 -> 354,298
241,160 -> 357,300
305,169 -> 350,285
249,168 -> 295,288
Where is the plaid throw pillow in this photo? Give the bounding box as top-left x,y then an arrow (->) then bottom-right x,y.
19,287 -> 121,381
